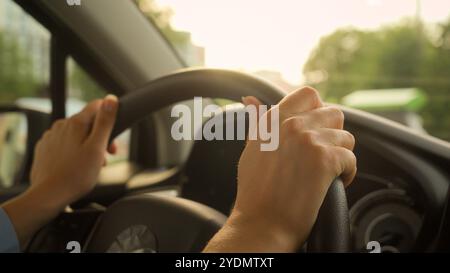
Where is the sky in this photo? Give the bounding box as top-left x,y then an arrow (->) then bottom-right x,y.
153,0 -> 450,84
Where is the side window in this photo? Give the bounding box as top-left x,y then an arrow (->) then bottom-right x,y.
0,0 -> 50,188
0,0 -> 129,189
0,0 -> 50,103
67,59 -> 131,164
0,0 -> 50,104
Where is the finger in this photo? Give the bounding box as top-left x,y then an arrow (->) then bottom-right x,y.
50,119 -> 66,131
39,130 -> 52,144
278,87 -> 323,118
242,95 -> 263,119
297,106 -> 345,130
107,141 -> 118,154
242,96 -> 263,141
242,96 -> 262,107
71,99 -> 103,124
314,128 -> 355,151
87,95 -> 118,149
333,147 -> 357,187
69,99 -> 103,138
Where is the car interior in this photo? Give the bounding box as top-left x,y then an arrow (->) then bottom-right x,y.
0,0 -> 449,253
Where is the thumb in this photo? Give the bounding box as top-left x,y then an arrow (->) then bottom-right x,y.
87,94 -> 118,148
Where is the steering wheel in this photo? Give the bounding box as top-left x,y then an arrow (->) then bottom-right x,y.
85,69 -> 351,253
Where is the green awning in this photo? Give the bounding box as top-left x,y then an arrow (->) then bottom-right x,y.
341,88 -> 427,112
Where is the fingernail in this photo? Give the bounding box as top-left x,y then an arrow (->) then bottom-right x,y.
102,94 -> 118,112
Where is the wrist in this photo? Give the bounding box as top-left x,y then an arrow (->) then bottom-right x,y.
2,185 -> 67,249
222,209 -> 299,252
24,184 -> 68,214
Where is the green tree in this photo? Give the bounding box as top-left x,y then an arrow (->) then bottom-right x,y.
135,0 -> 190,49
0,31 -> 41,103
303,18 -> 450,141
419,18 -> 450,140
303,29 -> 381,99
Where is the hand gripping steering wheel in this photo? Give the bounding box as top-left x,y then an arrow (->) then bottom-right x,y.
85,69 -> 351,253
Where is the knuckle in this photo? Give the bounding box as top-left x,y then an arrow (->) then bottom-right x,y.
36,131 -> 51,147
282,117 -> 304,135
51,119 -> 66,130
327,106 -> 344,128
69,115 -> 88,129
300,86 -> 321,108
42,130 -> 51,139
300,130 -> 319,145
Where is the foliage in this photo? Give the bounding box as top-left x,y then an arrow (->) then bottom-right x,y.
135,0 -> 190,51
0,32 -> 42,103
303,18 -> 450,141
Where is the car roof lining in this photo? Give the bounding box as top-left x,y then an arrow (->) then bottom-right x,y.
16,0 -> 184,93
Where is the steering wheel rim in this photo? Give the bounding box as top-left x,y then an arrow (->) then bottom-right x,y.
110,68 -> 285,141
105,68 -> 350,252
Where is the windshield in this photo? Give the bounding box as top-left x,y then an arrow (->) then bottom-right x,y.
136,0 -> 450,142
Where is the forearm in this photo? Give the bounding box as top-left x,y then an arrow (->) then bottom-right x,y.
1,185 -> 65,249
203,211 -> 298,253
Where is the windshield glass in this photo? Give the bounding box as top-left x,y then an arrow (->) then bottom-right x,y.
136,0 -> 450,142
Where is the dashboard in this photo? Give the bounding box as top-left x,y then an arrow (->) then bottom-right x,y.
181,106 -> 450,253
345,126 -> 449,252
347,172 -> 424,252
